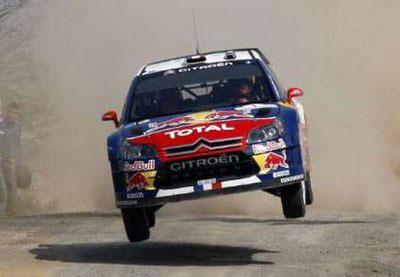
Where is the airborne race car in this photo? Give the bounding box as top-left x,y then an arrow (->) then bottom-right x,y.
102,48 -> 313,242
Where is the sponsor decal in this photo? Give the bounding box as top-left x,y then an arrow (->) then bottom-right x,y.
252,144 -> 267,155
264,151 -> 289,171
124,160 -> 155,171
281,174 -> 304,184
195,178 -> 217,193
252,138 -> 287,154
197,178 -> 217,186
148,116 -> 194,132
165,123 -> 234,139
204,111 -> 253,120
127,192 -> 144,199
126,171 -> 157,191
212,181 -> 222,190
273,170 -> 290,178
253,150 -> 289,174
194,178 -> 222,192
126,173 -> 149,191
117,200 -> 138,205
146,110 -> 252,134
170,154 -> 240,172
177,62 -> 233,73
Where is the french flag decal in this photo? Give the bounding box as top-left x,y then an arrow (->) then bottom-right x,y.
196,178 -> 218,192
194,185 -> 204,193
212,182 -> 222,190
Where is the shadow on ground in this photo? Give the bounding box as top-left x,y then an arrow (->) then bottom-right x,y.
30,242 -> 276,266
183,217 -> 372,225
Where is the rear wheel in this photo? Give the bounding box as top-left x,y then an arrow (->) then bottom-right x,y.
121,208 -> 150,242
281,182 -> 306,218
147,211 -> 155,228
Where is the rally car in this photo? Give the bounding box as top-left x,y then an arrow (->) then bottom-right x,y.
102,48 -> 313,242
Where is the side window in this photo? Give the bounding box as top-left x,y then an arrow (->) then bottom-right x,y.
266,66 -> 287,101
121,80 -> 137,123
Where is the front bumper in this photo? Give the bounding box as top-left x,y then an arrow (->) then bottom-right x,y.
111,142 -> 305,208
116,173 -> 304,208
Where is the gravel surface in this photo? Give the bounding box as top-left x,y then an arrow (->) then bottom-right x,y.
0,213 -> 399,276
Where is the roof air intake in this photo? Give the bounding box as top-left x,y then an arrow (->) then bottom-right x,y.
186,55 -> 206,64
224,51 -> 236,60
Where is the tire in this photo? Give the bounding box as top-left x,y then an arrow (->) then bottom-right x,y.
147,211 -> 155,228
145,205 -> 162,228
121,208 -> 150,242
281,182 -> 306,218
305,172 -> 314,205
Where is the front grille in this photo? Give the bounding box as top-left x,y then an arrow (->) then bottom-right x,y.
164,137 -> 243,157
154,152 -> 259,189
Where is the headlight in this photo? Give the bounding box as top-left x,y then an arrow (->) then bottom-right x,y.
247,119 -> 284,144
122,141 -> 157,160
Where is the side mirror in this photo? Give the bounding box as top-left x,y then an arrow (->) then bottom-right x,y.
287,87 -> 304,103
102,110 -> 119,128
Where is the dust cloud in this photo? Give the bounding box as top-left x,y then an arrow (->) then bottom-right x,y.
12,0 -> 400,214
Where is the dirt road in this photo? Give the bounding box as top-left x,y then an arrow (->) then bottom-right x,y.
0,212 -> 399,276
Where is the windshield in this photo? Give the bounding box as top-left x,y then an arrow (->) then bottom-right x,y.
128,61 -> 275,121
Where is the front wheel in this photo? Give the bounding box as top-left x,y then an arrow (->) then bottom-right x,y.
121,208 -> 150,242
147,211 -> 155,228
145,205 -> 162,228
281,182 -> 306,219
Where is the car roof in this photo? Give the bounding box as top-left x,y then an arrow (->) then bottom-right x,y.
139,48 -> 269,76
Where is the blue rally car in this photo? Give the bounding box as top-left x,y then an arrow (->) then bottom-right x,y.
102,48 -> 313,242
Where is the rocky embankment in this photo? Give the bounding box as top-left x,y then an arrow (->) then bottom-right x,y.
0,0 -> 20,17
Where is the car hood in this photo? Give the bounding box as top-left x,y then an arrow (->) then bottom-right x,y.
124,103 -> 280,161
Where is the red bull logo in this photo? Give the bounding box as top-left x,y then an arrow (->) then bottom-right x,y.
264,151 -> 289,171
126,172 -> 149,191
124,160 -> 155,171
